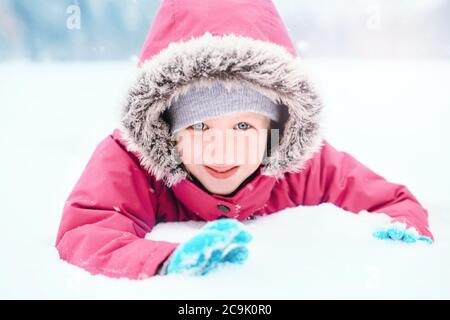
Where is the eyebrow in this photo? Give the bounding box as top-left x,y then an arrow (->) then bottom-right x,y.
215,113 -> 263,122
203,118 -> 261,127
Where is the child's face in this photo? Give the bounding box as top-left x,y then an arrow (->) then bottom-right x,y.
175,112 -> 271,195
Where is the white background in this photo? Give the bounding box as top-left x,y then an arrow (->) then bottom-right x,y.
0,59 -> 449,299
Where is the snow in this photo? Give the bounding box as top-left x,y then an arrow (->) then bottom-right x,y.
0,60 -> 449,299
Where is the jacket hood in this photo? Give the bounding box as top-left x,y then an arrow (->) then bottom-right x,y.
119,0 -> 324,187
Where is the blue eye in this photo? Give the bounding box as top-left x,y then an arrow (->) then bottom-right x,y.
191,122 -> 207,131
235,122 -> 251,130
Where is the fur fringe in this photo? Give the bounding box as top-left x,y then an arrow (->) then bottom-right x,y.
120,32 -> 324,187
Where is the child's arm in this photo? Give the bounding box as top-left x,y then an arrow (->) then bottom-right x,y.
55,134 -> 179,279
286,139 -> 434,241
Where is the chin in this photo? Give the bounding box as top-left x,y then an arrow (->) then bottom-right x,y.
199,170 -> 248,195
202,179 -> 241,195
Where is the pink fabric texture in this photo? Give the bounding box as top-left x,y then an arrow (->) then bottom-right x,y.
138,0 -> 298,64
55,0 -> 433,280
55,129 -> 434,279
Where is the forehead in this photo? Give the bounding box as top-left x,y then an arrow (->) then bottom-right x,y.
206,112 -> 268,122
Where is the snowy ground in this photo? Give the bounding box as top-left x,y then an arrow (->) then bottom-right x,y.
0,59 -> 449,299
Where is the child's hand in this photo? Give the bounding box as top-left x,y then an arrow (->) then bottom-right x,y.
372,221 -> 433,244
162,218 -> 253,276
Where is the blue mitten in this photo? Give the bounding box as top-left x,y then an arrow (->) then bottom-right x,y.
372,221 -> 433,244
161,218 -> 253,276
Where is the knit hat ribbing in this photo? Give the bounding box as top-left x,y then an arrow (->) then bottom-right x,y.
166,81 -> 282,135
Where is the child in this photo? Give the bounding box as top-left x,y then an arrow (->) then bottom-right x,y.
55,0 -> 434,280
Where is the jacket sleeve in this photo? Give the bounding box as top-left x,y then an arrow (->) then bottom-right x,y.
55,133 -> 179,279
287,139 -> 434,240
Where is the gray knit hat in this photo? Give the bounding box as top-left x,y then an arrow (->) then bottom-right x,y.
166,81 -> 282,136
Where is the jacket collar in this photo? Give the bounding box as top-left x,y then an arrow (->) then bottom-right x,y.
171,166 -> 277,221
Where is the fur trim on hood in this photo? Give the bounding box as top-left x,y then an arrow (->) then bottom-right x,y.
119,1 -> 324,187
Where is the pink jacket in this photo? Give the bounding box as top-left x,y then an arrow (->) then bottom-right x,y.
55,0 -> 433,280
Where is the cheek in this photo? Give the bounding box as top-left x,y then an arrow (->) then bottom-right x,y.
177,133 -> 205,165
234,131 -> 268,164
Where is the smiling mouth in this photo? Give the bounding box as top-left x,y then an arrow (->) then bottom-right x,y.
204,165 -> 239,179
